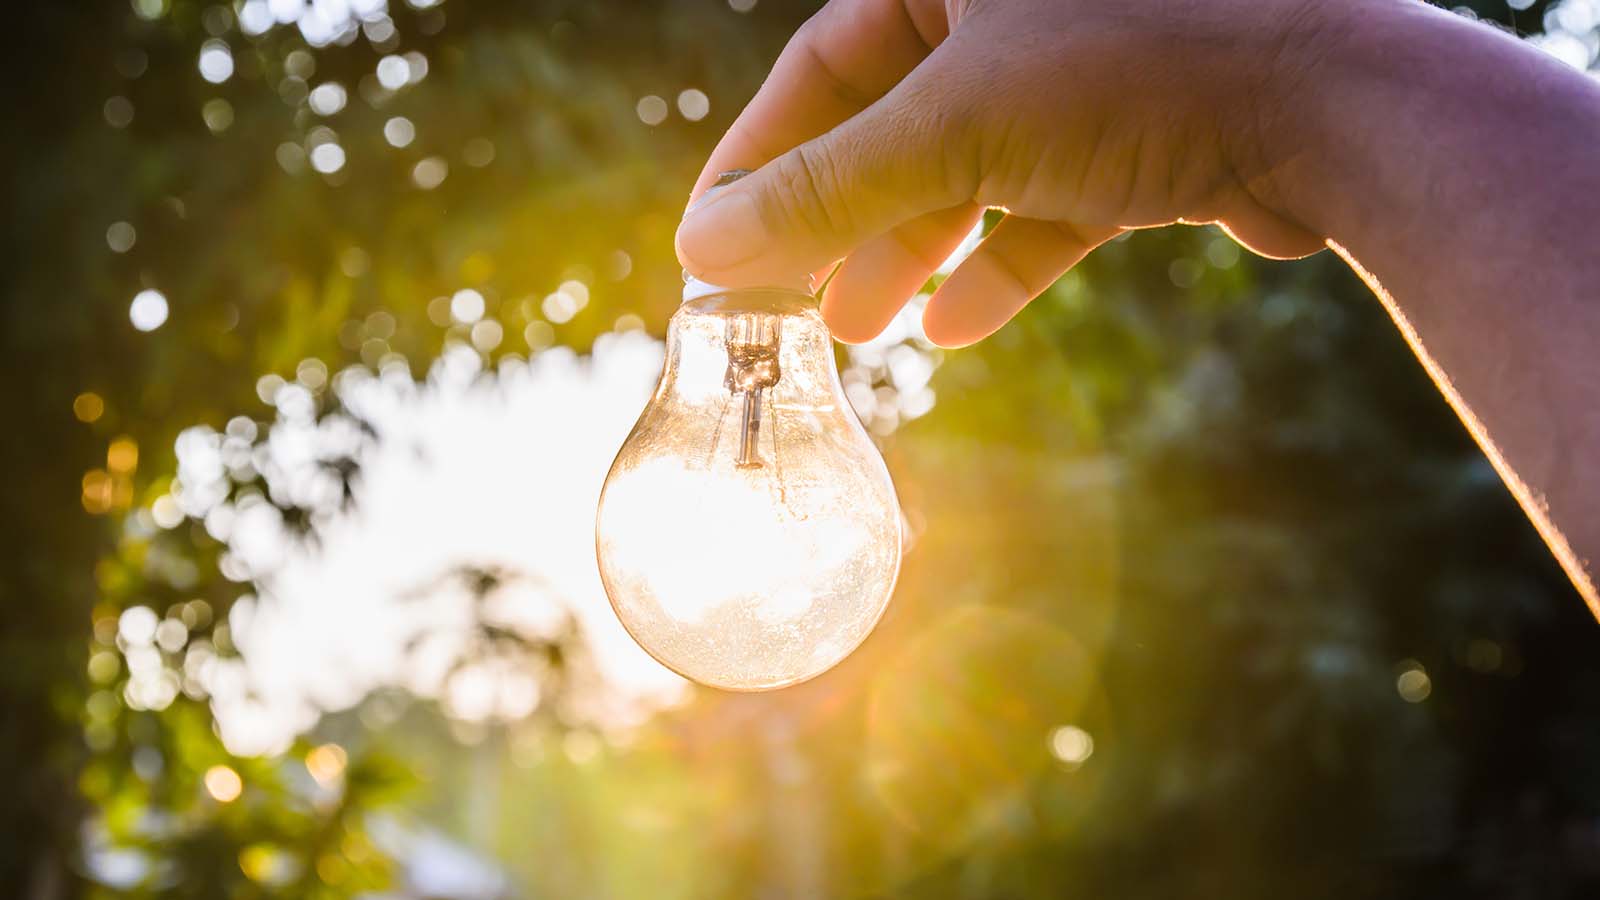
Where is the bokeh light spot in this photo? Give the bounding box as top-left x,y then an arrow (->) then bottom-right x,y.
276,142 -> 307,174
106,222 -> 136,253
376,54 -> 410,90
201,98 -> 234,133
255,374 -> 285,405
310,143 -> 346,174
383,116 -> 415,148
103,96 -> 134,129
73,392 -> 105,423
129,289 -> 169,331
204,765 -> 243,802
558,279 -> 589,305
1048,725 -> 1095,769
1396,661 -> 1432,703
364,16 -> 398,48
118,606 -> 158,645
87,650 -> 120,684
340,248 -> 370,278
426,296 -> 452,327
635,95 -> 668,126
201,5 -> 232,36
308,82 -> 348,116
1169,257 -> 1204,288
151,495 -> 184,529
677,88 -> 710,121
305,743 -> 347,786
450,289 -> 485,324
238,0 -> 272,35
607,249 -> 633,281
198,40 -> 234,83
131,0 -> 168,21
541,280 -> 589,324
279,75 -> 309,105
81,470 -> 113,514
107,436 -> 138,474
470,319 -> 503,352
403,51 -> 429,83
523,320 -> 555,350
541,294 -> 576,324
285,49 -> 315,80
412,156 -> 448,189
1206,235 -> 1241,269
154,617 -> 187,652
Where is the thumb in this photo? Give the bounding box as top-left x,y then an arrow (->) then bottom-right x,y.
675,65 -> 972,287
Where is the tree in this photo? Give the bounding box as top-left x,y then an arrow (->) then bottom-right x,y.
2,0 -> 1598,897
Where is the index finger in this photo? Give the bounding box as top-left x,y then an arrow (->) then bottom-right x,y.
689,0 -> 949,202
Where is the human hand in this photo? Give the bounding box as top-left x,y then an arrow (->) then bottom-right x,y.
675,0 -> 1341,346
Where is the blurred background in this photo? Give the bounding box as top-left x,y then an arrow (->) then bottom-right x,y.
3,0 -> 1599,897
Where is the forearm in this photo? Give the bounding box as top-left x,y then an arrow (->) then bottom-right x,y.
1266,2 -> 1600,613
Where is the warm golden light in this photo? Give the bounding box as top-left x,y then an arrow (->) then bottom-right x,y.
106,437 -> 138,474
1048,725 -> 1095,768
73,392 -> 104,423
305,743 -> 347,786
204,764 -> 243,802
81,470 -> 113,514
596,288 -> 901,691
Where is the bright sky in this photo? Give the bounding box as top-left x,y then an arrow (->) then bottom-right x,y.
182,333 -> 691,755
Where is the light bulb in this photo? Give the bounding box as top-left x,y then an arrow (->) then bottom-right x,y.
596,284 -> 902,691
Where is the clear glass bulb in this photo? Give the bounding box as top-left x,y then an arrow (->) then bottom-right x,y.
596,287 -> 902,691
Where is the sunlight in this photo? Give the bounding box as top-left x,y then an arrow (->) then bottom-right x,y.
597,455 -> 871,626
182,332 -> 688,756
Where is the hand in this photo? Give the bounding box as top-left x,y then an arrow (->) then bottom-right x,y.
677,0 -> 1600,610
674,0 -> 1336,347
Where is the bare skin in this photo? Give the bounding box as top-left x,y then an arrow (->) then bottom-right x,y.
674,0 -> 1600,615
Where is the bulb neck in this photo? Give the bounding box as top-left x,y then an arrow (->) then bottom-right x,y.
681,270 -> 815,305
680,169 -> 815,304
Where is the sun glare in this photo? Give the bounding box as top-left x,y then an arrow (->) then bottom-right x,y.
175,332 -> 686,755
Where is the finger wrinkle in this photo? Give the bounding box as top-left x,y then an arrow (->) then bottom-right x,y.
1049,218 -> 1098,251
799,39 -> 882,111
899,0 -> 949,51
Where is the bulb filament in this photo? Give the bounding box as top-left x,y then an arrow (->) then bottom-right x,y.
724,313 -> 782,468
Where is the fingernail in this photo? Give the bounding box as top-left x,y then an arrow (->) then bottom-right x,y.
677,189 -> 768,271
683,169 -> 755,217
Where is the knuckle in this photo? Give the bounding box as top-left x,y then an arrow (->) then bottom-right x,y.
768,144 -> 852,238
901,54 -> 991,200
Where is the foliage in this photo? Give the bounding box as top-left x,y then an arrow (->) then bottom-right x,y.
2,0 -> 1598,898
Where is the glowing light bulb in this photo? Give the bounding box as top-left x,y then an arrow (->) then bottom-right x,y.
596,283 -> 902,691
